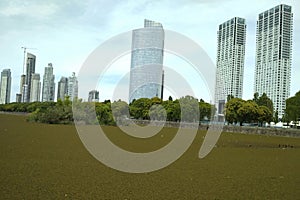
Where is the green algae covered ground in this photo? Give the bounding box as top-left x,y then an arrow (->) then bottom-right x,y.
0,113 -> 300,199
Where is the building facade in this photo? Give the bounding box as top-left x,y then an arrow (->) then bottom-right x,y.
57,77 -> 68,101
129,19 -> 164,102
23,53 -> 36,102
215,17 -> 246,120
30,73 -> 41,102
42,63 -> 55,102
88,90 -> 99,102
0,69 -> 12,104
254,4 -> 293,118
67,72 -> 78,101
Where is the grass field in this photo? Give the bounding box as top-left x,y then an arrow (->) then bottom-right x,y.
0,113 -> 300,199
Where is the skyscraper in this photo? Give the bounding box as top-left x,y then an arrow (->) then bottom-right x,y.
57,77 -> 68,101
0,69 -> 12,104
129,19 -> 164,102
254,4 -> 293,118
88,90 -> 99,102
30,73 -> 41,102
42,63 -> 55,102
16,74 -> 25,103
23,53 -> 36,102
215,17 -> 246,120
67,72 -> 78,101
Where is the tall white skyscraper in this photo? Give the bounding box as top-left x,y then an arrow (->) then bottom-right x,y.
0,69 -> 12,104
30,73 -> 41,102
57,77 -> 68,101
254,4 -> 293,118
215,17 -> 246,120
67,72 -> 78,101
23,53 -> 36,102
42,63 -> 55,102
129,19 -> 164,102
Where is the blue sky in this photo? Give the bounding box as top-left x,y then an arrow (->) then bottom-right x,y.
0,0 -> 299,102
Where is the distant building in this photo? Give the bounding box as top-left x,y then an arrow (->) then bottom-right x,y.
42,63 -> 55,102
0,69 -> 12,104
129,19 -> 165,102
16,93 -> 22,103
16,74 -> 26,102
67,72 -> 78,101
57,77 -> 68,101
21,84 -> 28,103
24,53 -> 36,102
215,17 -> 246,121
88,90 -> 99,102
254,4 -> 293,118
30,73 -> 41,102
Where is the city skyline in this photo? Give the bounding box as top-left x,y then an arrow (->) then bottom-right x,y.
0,0 -> 299,103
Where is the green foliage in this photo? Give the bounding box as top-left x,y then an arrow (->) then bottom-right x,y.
237,100 -> 259,126
1,95 -> 215,125
253,93 -> 274,115
226,97 -> 274,126
129,98 -> 152,120
225,98 -> 245,124
285,91 -> 300,122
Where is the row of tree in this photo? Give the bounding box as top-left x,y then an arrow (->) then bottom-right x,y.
0,96 -> 215,125
225,93 -> 274,126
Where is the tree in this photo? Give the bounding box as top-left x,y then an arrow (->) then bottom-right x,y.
273,110 -> 279,123
199,100 -> 214,121
162,99 -> 180,122
237,100 -> 259,126
258,106 -> 272,126
285,91 -> 300,122
179,95 -> 199,122
225,98 -> 245,124
129,98 -> 152,120
149,104 -> 166,121
254,93 -> 274,115
111,100 -> 129,125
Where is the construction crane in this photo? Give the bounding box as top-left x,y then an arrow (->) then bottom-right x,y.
21,47 -> 37,74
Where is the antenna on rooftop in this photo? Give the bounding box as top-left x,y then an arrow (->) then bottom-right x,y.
21,47 -> 37,74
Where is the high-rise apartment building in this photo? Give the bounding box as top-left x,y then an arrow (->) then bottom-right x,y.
57,77 -> 68,101
23,53 -> 36,102
254,4 -> 293,118
16,74 -> 25,103
215,17 -> 246,120
42,63 -> 55,102
67,72 -> 78,101
0,69 -> 12,104
129,19 -> 164,102
88,90 -> 99,102
30,73 -> 41,102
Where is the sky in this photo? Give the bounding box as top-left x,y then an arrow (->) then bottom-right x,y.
0,0 -> 299,103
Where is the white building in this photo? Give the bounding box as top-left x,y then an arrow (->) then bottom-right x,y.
129,19 -> 164,103
30,73 -> 41,102
254,4 -> 293,118
67,72 -> 78,101
42,63 -> 55,102
215,17 -> 246,120
57,77 -> 68,101
24,53 -> 36,102
0,69 -> 12,104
